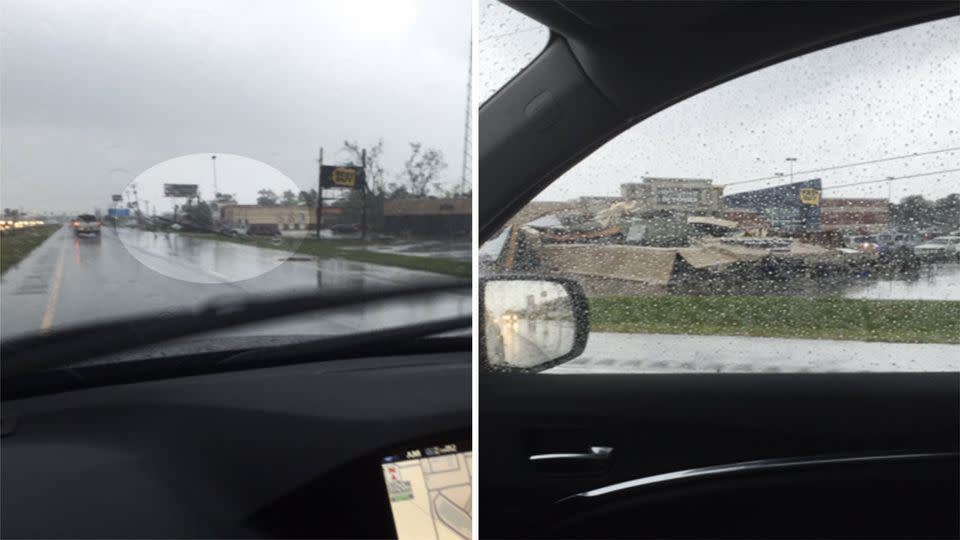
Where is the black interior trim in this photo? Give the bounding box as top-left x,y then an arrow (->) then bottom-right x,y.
479,372 -> 960,537
561,451 -> 959,502
3,353 -> 470,539
2,336 -> 470,401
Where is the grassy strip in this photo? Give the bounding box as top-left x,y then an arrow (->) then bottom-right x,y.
589,295 -> 960,344
0,225 -> 60,275
183,233 -> 471,278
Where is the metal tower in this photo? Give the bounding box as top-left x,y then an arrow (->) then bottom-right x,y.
459,26 -> 473,196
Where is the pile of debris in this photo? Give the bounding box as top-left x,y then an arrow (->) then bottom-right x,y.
487,200 -> 876,296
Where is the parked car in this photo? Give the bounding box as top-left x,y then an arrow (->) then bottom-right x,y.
874,231 -> 924,253
245,223 -> 280,236
217,226 -> 247,237
847,235 -> 879,253
71,214 -> 101,237
913,236 -> 960,260
330,223 -> 360,235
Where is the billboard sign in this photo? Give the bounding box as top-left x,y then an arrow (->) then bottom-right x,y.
320,166 -> 366,190
723,178 -> 823,232
655,187 -> 701,206
799,188 -> 821,205
163,183 -> 199,197
107,208 -> 130,217
112,194 -> 123,202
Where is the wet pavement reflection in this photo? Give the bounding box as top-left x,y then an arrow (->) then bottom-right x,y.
117,228 -> 298,283
842,262 -> 960,301
493,318 -> 575,368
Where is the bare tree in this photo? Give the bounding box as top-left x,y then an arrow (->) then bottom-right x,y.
281,190 -> 298,206
399,142 -> 447,198
257,189 -> 278,206
215,193 -> 237,204
341,139 -> 386,196
298,189 -> 318,208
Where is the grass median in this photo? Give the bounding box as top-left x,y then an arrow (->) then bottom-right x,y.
589,295 -> 960,344
1,224 -> 60,275
183,233 -> 471,278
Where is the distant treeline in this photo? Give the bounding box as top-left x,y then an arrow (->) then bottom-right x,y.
889,194 -> 960,231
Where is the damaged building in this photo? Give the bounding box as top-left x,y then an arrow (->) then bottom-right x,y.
489,177 -> 876,296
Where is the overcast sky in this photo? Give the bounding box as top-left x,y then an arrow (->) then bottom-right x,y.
480,3 -> 960,203
1,0 -> 470,214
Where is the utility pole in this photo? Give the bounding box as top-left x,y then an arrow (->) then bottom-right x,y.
131,183 -> 141,226
211,155 -> 219,199
459,26 -> 472,196
316,147 -> 324,239
786,157 -> 797,184
361,148 -> 367,241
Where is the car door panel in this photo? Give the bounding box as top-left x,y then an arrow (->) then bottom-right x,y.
480,373 -> 959,538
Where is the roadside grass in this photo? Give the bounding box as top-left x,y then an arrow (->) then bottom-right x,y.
0,225 -> 60,275
589,295 -> 960,344
182,233 -> 471,278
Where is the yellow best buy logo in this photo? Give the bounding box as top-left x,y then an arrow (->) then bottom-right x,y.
332,168 -> 357,187
799,188 -> 821,205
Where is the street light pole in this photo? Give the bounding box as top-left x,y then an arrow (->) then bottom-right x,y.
785,157 -> 797,184
211,155 -> 219,200
361,148 -> 367,241
316,147 -> 324,239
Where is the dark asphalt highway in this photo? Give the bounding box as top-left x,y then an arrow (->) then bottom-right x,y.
1,226 -> 470,342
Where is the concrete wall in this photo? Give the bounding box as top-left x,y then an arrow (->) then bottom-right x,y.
220,205 -> 316,229
620,177 -> 724,215
383,198 -> 470,216
820,198 -> 889,232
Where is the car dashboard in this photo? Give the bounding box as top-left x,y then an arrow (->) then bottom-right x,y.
1,351 -> 470,539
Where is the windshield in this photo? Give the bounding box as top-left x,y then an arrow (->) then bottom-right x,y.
481,15 -> 960,373
1,1 -> 472,349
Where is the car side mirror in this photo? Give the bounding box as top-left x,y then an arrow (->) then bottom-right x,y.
480,275 -> 590,372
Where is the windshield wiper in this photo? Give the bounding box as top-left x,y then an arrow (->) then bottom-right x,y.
218,315 -> 470,366
1,281 -> 468,379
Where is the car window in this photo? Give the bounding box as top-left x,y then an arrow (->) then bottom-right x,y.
482,17 -> 960,373
479,1 -> 549,103
2,1 -> 472,346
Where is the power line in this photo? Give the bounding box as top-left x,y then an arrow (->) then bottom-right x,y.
820,168 -> 960,192
723,146 -> 960,188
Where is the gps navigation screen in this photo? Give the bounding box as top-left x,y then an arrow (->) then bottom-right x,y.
381,442 -> 472,540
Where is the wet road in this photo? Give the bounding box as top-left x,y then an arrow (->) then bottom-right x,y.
1,227 -> 469,342
488,319 -> 576,368
547,332 -> 960,374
